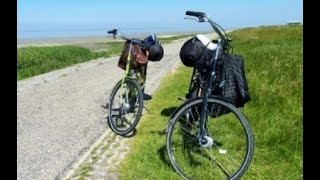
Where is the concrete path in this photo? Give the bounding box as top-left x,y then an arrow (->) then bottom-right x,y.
17,37 -> 192,180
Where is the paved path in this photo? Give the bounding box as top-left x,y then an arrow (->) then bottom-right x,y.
17,37 -> 192,180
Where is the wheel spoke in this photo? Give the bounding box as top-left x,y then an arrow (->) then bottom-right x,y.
110,108 -> 121,116
108,79 -> 144,136
167,98 -> 253,179
204,148 -> 231,177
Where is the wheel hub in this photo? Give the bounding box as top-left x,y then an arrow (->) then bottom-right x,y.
123,103 -> 130,112
199,135 -> 213,148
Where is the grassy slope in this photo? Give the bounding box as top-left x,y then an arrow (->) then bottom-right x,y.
232,25 -> 302,179
17,44 -> 116,80
117,25 -> 303,179
17,36 -> 190,80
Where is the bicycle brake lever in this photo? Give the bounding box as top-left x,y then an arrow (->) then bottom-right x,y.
198,17 -> 205,22
184,17 -> 206,22
184,17 -> 198,21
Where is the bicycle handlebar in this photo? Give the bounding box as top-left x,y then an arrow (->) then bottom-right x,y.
186,11 -> 205,18
107,28 -> 151,48
185,10 -> 231,50
107,29 -> 117,34
107,28 -> 132,42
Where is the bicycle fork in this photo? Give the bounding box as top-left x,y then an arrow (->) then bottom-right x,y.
198,43 -> 223,148
198,93 -> 214,148
198,71 -> 217,148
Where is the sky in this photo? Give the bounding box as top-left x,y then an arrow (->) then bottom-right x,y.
17,0 -> 303,39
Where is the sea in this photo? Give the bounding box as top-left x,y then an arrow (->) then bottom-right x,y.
17,22 -> 220,41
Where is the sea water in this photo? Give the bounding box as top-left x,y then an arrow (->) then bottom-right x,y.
17,22 -> 214,41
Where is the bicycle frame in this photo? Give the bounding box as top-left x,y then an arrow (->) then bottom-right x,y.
198,42 -> 223,139
184,12 -> 229,143
124,42 -> 133,80
117,38 -> 147,108
107,29 -> 148,90
120,41 -> 147,107
118,42 -> 133,107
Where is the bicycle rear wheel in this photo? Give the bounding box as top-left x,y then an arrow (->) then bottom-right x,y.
166,97 -> 254,180
108,78 -> 143,136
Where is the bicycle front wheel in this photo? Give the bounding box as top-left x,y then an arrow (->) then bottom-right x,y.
108,79 -> 143,136
166,97 -> 254,180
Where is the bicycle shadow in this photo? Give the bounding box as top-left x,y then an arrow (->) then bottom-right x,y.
148,126 -> 171,168
157,145 -> 172,168
160,106 -> 178,117
156,106 -> 178,168
156,140 -> 209,170
143,93 -> 152,101
122,128 -> 137,138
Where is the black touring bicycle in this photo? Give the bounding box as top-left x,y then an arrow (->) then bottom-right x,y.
165,11 -> 254,180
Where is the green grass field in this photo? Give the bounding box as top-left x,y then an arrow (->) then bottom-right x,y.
17,35 -> 192,80
116,25 -> 303,179
17,45 -> 111,80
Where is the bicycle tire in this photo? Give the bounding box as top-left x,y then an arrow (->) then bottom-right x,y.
108,78 -> 143,136
166,97 -> 254,180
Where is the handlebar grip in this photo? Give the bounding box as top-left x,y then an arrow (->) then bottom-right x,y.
107,29 -> 117,34
186,11 -> 205,17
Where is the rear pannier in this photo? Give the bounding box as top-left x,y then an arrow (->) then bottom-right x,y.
208,53 -> 251,117
215,53 -> 251,108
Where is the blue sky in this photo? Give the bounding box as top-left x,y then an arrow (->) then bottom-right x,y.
17,0 -> 303,39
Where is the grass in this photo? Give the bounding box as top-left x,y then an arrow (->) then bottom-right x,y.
117,65 -> 194,180
17,35 -> 192,80
116,25 -> 303,179
68,134 -> 117,180
17,45 -> 111,80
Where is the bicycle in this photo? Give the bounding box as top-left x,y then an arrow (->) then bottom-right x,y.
166,11 -> 254,179
106,29 -> 161,136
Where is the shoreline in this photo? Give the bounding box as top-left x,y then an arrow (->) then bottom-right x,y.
17,30 -> 211,48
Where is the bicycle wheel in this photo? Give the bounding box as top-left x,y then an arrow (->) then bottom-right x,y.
166,97 -> 254,180
108,78 -> 143,136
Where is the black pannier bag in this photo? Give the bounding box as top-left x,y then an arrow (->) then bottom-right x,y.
216,53 -> 251,107
209,52 -> 251,117
180,34 -> 216,68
